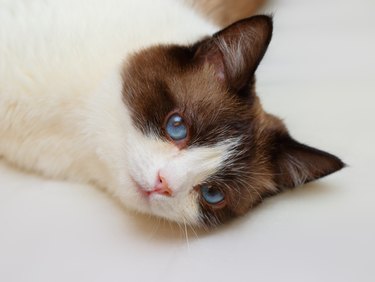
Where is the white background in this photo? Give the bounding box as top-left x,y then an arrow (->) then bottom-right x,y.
1,0 -> 374,281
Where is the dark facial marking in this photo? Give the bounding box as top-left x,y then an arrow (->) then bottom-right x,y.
121,16 -> 345,227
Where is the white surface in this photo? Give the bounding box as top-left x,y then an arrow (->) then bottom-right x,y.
1,0 -> 374,281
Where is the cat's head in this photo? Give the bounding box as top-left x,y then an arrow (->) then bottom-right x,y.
120,16 -> 344,227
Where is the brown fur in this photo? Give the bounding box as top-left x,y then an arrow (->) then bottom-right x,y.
121,16 -> 344,227
185,0 -> 266,27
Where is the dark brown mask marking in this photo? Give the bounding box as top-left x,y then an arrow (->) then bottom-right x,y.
121,15 -> 344,227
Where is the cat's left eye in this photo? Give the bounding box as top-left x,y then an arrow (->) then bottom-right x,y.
165,113 -> 188,142
201,185 -> 225,205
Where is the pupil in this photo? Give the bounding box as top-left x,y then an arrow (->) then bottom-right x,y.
208,189 -> 217,196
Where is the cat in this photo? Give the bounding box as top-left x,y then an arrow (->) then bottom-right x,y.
0,0 -> 344,227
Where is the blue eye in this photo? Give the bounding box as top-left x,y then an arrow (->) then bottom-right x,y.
166,113 -> 187,141
201,185 -> 225,205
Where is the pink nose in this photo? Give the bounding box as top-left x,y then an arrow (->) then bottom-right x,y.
151,172 -> 173,197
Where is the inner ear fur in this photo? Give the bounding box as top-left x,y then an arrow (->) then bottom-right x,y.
193,15 -> 273,94
272,133 -> 345,189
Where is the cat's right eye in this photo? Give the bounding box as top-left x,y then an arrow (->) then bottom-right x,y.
164,112 -> 189,147
200,185 -> 225,205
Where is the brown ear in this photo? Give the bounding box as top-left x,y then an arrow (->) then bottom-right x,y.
194,15 -> 273,94
273,135 -> 345,189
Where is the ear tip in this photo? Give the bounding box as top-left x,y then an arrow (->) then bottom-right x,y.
224,14 -> 273,31
253,14 -> 273,21
318,153 -> 346,180
250,14 -> 273,28
331,155 -> 346,172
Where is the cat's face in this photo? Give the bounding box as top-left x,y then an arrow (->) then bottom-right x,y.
120,16 -> 344,227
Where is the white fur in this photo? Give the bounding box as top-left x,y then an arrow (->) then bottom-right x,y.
0,0 -> 239,225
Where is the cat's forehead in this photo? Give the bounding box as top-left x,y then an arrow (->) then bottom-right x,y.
124,44 -> 232,103
122,45 -> 255,144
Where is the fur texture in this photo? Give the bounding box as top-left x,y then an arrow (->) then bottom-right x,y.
0,0 -> 344,227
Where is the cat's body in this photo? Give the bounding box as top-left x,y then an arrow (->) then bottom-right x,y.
0,0 -> 344,227
0,0 -> 212,179
0,0 -> 218,223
